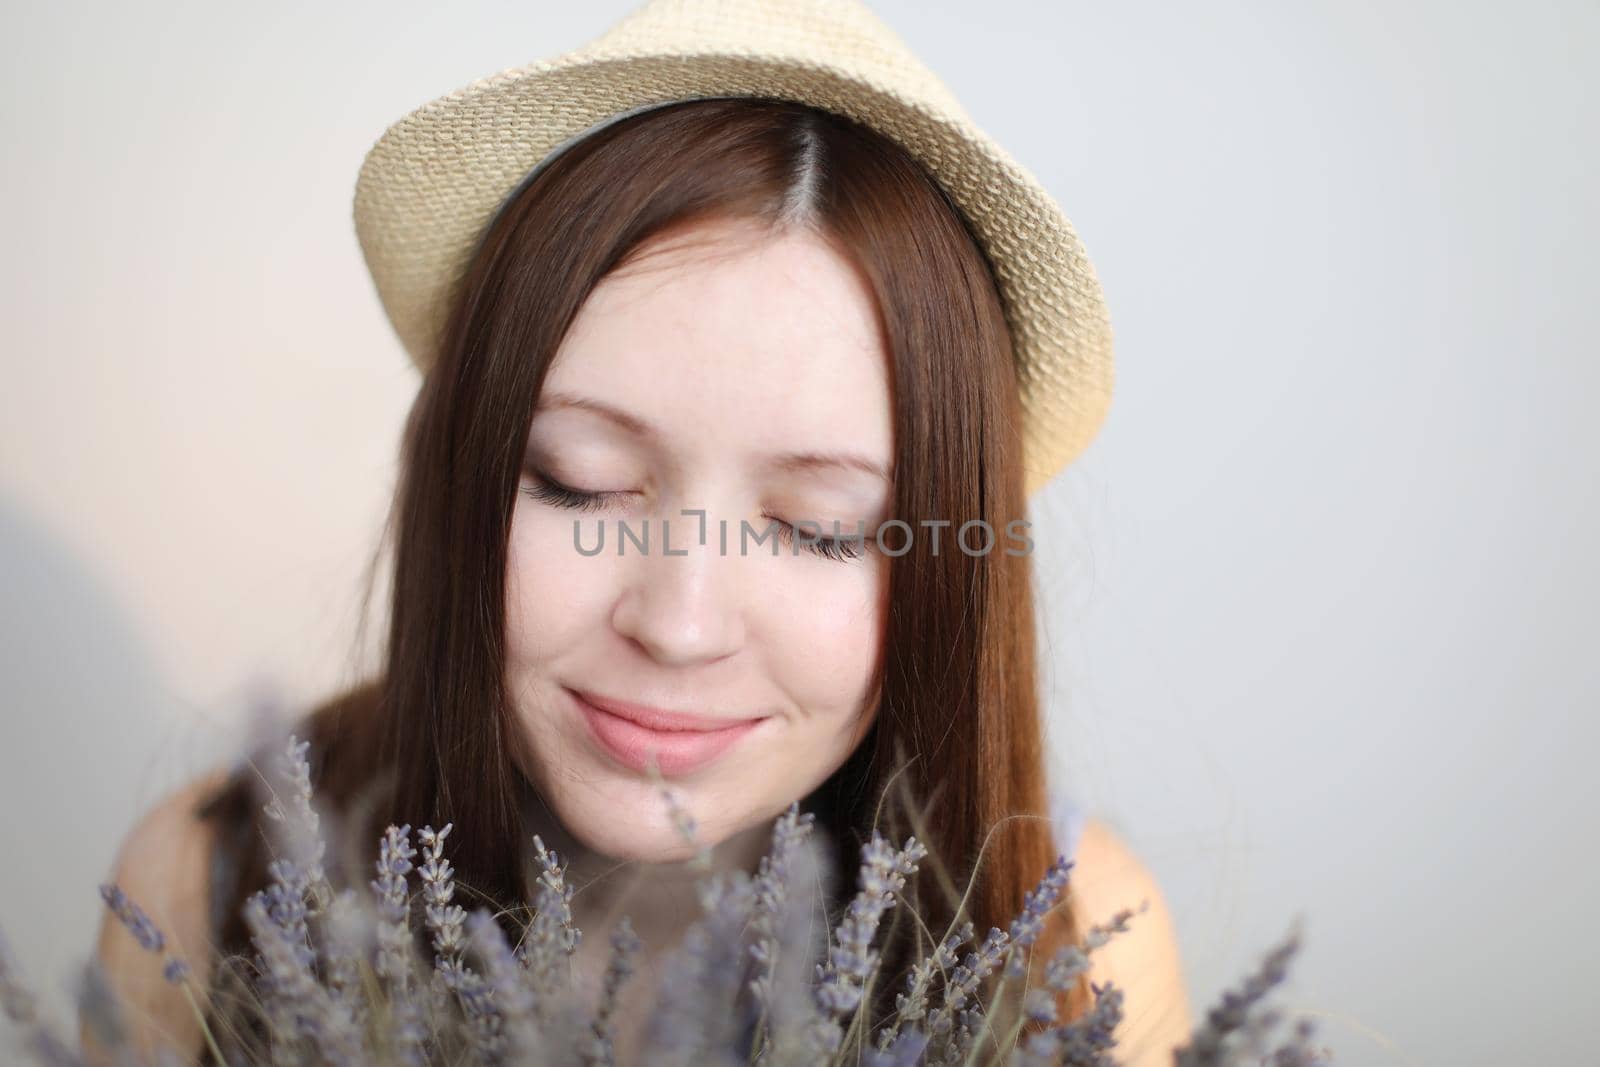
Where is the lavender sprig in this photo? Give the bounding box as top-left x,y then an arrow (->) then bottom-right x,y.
466,908 -> 541,1065
74,958 -> 129,1057
520,833 -> 582,1025
1003,854 -> 1075,980
641,870 -> 761,1066
747,820 -> 831,1067
370,824 -> 417,981
257,858 -> 316,975
956,851 -> 1085,1061
1013,904 -> 1144,1067
1173,922 -> 1308,1067
417,823 -> 501,1061
647,768 -> 714,873
579,917 -> 643,1067
244,883 -> 320,1065
417,825 -> 465,961
746,807 -> 815,1000
878,919 -> 973,1051
0,929 -> 91,1067
1051,980 -> 1126,1067
243,878 -> 368,1067
260,735 -> 334,916
863,1027 -> 933,1067
808,831 -> 929,1057
322,888 -> 375,1029
925,925 -> 1010,1062
370,823 -> 430,1066
91,884 -> 229,1064
4,755 -> 1334,1067
1267,1017 -> 1334,1066
96,884 -> 193,986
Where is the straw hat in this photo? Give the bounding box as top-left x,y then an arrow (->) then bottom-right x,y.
353,0 -> 1114,496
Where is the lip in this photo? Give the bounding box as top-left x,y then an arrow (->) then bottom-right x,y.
568,688 -> 769,777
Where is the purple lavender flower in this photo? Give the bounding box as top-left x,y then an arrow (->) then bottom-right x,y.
259,857 -> 316,973
419,822 -> 513,1064
97,884 -> 165,954
580,916 -> 643,1067
522,832 -> 582,1023
418,823 -> 467,961
876,918 -> 973,1054
747,817 -> 832,1065
746,802 -> 822,1059
1051,980 -> 1126,1067
863,1025 -> 931,1067
1,933 -> 85,1066
642,868 -> 762,1065
469,906 -> 561,1065
370,823 -> 417,971
1009,904 -> 1142,1066
369,823 -> 429,1066
808,831 -> 928,1056
1174,922 -> 1306,1067
747,803 -> 816,1003
1020,984 -> 1060,1027
260,734 -> 334,916
96,883 -> 192,987
647,773 -> 715,872
1003,853 -> 1075,980
244,889 -> 367,1066
923,924 -> 1010,1061
322,887 -> 375,1028
1269,1016 -> 1333,1066
47,733 -> 1343,1067
73,957 -> 127,1053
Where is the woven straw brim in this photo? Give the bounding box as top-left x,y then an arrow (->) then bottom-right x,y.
354,53 -> 1114,497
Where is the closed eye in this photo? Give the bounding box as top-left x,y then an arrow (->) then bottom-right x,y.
523,473 -> 869,563
520,470 -> 631,513
768,517 -> 870,563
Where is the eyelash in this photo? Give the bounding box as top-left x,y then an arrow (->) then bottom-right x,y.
522,471 -> 867,563
767,516 -> 868,562
521,472 -> 630,513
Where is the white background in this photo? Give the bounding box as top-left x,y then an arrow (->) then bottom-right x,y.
2,2 -> 1595,1062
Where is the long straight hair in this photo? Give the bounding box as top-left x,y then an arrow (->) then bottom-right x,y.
197,97 -> 1093,1045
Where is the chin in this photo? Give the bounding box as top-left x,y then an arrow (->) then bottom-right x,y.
566,809 -> 718,864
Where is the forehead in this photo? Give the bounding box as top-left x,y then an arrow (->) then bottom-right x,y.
540,218 -> 892,456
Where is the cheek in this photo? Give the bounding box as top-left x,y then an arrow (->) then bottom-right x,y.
761,558 -> 887,732
504,508 -> 617,667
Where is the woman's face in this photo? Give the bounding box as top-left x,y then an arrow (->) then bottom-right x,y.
504,215 -> 893,863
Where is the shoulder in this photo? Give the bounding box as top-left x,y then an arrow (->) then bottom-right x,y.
1067,816 -> 1195,1067
86,766 -> 233,1064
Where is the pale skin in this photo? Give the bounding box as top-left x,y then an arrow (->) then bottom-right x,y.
506,215 -> 896,1060
88,217 -> 1192,1065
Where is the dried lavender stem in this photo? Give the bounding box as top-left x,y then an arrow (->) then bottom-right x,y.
181,980 -> 230,1067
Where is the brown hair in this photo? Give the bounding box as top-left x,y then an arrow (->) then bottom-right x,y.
195,97 -> 1092,1055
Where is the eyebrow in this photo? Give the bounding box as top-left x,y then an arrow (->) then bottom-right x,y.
535,390 -> 892,483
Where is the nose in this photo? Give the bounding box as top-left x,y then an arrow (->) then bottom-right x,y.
609,519 -> 745,667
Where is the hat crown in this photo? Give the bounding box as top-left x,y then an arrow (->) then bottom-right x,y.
353,0 -> 1114,494
567,0 -> 974,124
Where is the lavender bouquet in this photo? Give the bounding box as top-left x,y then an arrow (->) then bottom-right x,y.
1,734 -> 1331,1066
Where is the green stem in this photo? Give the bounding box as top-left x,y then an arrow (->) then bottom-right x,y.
181,981 -> 228,1067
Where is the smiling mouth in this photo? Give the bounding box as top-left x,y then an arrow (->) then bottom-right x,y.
567,688 -> 768,777
568,688 -> 769,732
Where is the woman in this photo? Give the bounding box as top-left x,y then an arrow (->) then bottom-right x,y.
89,3 -> 1192,1065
